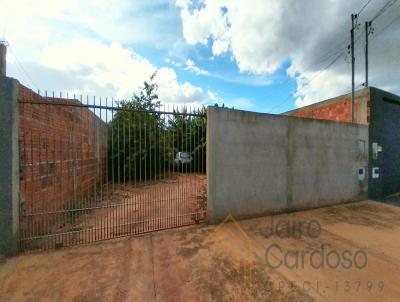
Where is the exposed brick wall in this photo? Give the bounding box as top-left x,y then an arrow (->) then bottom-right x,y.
18,85 -> 107,235
286,88 -> 371,125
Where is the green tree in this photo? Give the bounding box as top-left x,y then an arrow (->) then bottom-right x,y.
168,107 -> 206,173
107,73 -> 206,183
108,72 -> 165,182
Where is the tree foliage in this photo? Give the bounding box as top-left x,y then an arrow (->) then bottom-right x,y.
108,73 -> 206,183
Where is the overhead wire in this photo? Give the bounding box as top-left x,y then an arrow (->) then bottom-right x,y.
371,0 -> 399,22
269,0 -> 392,113
268,50 -> 347,113
268,32 -> 367,113
7,42 -> 40,92
266,37 -> 352,113
358,0 -> 374,16
369,0 -> 400,40
372,14 -> 400,40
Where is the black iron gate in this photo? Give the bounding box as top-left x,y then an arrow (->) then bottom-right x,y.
18,95 -> 207,251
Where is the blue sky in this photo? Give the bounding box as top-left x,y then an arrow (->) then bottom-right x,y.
0,0 -> 399,113
110,1 -> 299,113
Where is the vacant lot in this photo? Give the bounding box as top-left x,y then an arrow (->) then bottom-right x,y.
2,200 -> 400,301
20,173 -> 207,250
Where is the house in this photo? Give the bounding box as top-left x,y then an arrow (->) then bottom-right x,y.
285,87 -> 400,200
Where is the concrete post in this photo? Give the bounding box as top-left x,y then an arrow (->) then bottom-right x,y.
0,43 -> 6,77
206,106 -> 216,224
0,77 -> 20,256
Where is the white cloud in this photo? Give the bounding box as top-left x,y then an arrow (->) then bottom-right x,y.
207,90 -> 222,102
156,67 -> 205,105
165,58 -> 183,68
207,90 -> 254,109
225,98 -> 254,109
0,0 -> 184,49
176,0 -> 287,74
168,56 -> 273,86
0,0 -> 206,105
3,0 -> 397,112
184,59 -> 210,76
176,0 -> 400,107
39,38 -> 207,104
40,38 -> 155,98
177,0 -> 229,46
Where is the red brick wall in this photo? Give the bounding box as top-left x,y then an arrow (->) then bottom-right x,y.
18,85 -> 107,234
286,88 -> 371,125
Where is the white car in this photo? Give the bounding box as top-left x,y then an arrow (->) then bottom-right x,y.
174,152 -> 192,165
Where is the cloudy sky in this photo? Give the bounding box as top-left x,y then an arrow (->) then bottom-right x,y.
0,0 -> 399,113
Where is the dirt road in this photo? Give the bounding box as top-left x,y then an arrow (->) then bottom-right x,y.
2,200 -> 400,301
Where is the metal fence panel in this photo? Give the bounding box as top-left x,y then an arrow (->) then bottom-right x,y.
18,96 -> 207,251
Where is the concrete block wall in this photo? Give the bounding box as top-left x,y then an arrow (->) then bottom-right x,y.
18,85 -> 107,234
207,107 -> 369,223
285,88 -> 371,125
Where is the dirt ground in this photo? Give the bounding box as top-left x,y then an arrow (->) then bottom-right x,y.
20,173 -> 207,250
2,200 -> 400,301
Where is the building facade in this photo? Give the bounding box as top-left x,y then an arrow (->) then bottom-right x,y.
286,87 -> 400,199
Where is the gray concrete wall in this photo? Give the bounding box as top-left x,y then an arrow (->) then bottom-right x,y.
207,107 -> 369,223
0,77 -> 20,256
0,43 -> 6,77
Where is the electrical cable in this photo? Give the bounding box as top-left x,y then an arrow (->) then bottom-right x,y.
371,0 -> 399,22
8,43 -> 40,92
268,0 -> 391,113
358,0 -> 374,16
371,7 -> 400,40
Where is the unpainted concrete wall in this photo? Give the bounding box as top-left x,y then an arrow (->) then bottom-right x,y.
207,107 -> 369,223
0,77 -> 19,256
